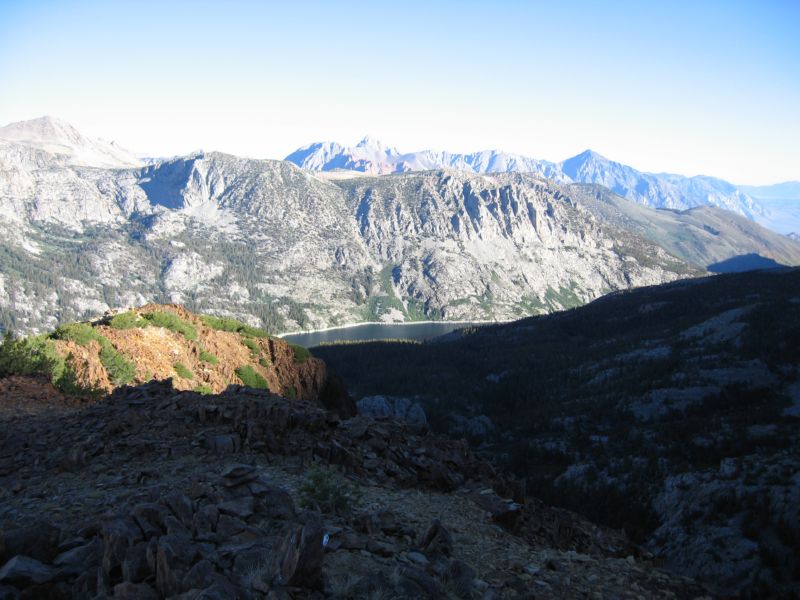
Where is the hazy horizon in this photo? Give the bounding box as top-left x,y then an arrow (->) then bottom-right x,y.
1,1 -> 798,185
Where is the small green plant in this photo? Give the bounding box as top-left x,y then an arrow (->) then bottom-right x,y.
299,465 -> 361,514
52,322 -> 102,346
100,340 -> 136,386
142,311 -> 198,341
108,312 -> 148,330
235,365 -> 268,389
241,338 -> 260,356
290,343 -> 311,363
194,384 -> 213,395
284,385 -> 297,399
200,315 -> 270,338
173,362 -> 194,380
199,350 -> 218,365
259,356 -> 270,368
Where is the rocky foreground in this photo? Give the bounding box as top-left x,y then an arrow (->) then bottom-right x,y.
0,378 -> 711,599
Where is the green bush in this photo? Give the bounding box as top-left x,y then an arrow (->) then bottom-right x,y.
52,322 -> 102,346
142,311 -> 198,341
173,362 -> 194,380
199,350 -> 218,365
0,332 -> 104,397
0,332 -> 59,377
194,385 -> 213,395
259,356 -> 270,368
99,340 -> 136,386
284,385 -> 297,399
241,338 -> 259,356
200,315 -> 270,338
290,343 -> 312,363
299,465 -> 361,514
109,312 -> 148,330
235,365 -> 268,389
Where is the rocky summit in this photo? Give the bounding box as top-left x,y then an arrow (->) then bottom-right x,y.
0,374 -> 711,599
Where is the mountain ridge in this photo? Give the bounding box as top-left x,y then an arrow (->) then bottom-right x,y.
1,117 -> 800,336
0,116 -> 142,169
286,137 -> 772,220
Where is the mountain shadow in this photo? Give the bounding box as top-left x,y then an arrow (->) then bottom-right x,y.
707,252 -> 787,273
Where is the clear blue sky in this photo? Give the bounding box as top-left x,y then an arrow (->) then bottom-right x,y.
1,0 -> 798,184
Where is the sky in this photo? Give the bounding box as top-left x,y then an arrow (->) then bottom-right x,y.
0,0 -> 798,184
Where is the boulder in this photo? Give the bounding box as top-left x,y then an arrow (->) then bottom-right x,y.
418,520 -> 452,559
396,566 -> 445,599
444,559 -> 476,598
3,522 -> 61,563
357,395 -> 427,427
217,497 -> 255,520
0,555 -> 56,586
155,535 -> 198,596
54,538 -> 101,576
182,559 -> 217,591
318,376 -> 357,419
112,581 -> 159,600
121,542 -> 150,583
102,518 -> 143,578
276,522 -> 324,589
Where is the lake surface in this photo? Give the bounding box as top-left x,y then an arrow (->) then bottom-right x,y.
279,321 -> 488,347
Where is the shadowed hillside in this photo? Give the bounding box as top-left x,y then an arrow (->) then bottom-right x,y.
316,268 -> 800,597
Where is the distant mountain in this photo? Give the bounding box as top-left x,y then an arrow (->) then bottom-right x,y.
285,136 -> 564,179
1,117 -> 799,336
734,181 -> 800,236
286,140 -> 764,219
739,181 -> 800,199
0,116 -> 142,169
573,184 -> 800,269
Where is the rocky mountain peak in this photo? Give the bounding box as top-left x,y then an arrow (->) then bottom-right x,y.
0,115 -> 142,169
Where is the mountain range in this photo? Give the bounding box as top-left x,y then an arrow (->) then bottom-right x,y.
286,137 -> 772,219
1,116 -> 799,336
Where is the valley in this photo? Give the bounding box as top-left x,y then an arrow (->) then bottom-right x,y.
1,116 -> 799,598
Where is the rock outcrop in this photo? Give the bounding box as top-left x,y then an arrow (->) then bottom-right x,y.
0,377 -> 710,598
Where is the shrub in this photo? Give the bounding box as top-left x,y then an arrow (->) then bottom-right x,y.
0,332 -> 104,396
142,311 -> 198,341
242,338 -> 260,356
200,315 -> 270,338
52,322 -> 102,346
199,350 -> 218,365
194,385 -> 213,395
109,312 -> 148,330
100,340 -> 136,386
290,344 -> 311,363
299,465 -> 361,514
259,356 -> 270,368
174,362 -> 194,380
235,365 -> 268,389
0,332 -> 59,377
284,385 -> 297,399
